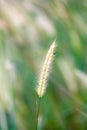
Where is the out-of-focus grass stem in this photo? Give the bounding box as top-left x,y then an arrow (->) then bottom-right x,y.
36,97 -> 41,130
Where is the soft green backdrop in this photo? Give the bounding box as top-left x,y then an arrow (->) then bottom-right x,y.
0,0 -> 87,130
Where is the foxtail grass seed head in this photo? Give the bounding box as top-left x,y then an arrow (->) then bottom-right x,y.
36,41 -> 56,97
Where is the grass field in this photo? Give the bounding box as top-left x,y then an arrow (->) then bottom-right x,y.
0,0 -> 87,130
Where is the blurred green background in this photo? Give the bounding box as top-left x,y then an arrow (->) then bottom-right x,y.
0,0 -> 87,130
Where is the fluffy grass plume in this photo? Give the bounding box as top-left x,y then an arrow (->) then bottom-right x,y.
36,41 -> 56,97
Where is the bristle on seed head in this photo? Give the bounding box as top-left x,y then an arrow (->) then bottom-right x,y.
36,41 -> 56,97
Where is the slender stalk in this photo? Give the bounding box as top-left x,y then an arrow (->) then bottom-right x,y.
36,41 -> 56,130
36,97 -> 41,130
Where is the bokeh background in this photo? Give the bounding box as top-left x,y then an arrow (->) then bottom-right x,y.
0,0 -> 87,130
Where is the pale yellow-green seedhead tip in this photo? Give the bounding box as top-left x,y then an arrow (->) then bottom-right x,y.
36,41 -> 56,97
